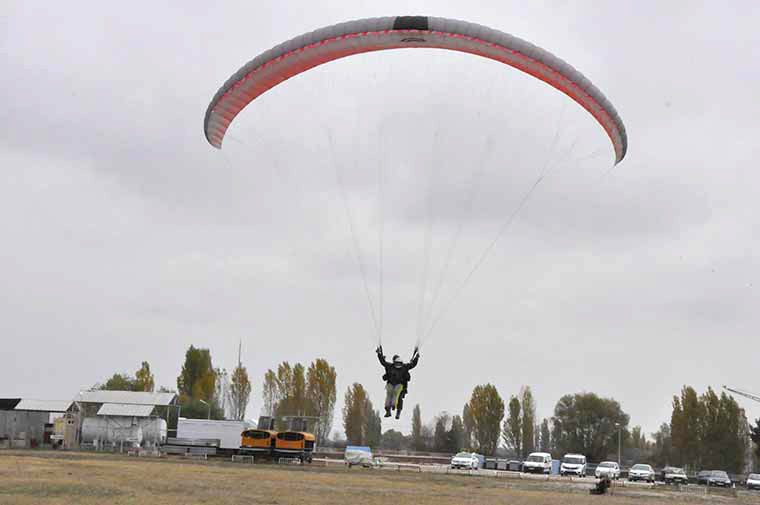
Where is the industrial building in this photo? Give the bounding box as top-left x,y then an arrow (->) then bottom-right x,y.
0,398 -> 74,448
73,390 -> 178,450
1,390 -> 179,451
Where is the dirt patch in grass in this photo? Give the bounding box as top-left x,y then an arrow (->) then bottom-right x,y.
1,482 -> 127,499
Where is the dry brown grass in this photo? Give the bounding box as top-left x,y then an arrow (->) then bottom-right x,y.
0,450 -> 758,505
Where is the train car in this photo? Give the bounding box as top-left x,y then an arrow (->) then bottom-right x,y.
240,429 -> 277,455
274,431 -> 315,462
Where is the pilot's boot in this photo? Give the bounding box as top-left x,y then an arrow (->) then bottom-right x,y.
384,408 -> 391,418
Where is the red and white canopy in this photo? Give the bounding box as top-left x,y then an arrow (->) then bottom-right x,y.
204,16 -> 627,163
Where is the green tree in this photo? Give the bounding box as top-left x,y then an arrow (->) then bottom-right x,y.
176,346 -> 222,419
551,392 -> 629,461
97,361 -> 155,392
631,426 -> 644,450
276,362 -> 294,404
433,413 -> 450,452
291,363 -> 308,413
467,384 -> 505,455
99,373 -> 135,391
539,418 -> 552,453
342,383 -> 369,445
651,423 -> 672,467
177,346 -> 215,401
262,369 -> 279,416
551,418 -> 562,454
412,404 -> 424,451
502,396 -> 522,456
521,386 -> 536,458
700,388 -> 747,473
421,424 -> 434,451
751,419 -> 760,461
365,404 -> 382,448
670,386 -> 703,469
262,361 -> 321,425
448,415 -> 465,453
135,362 -> 155,392
670,385 -> 748,472
462,404 -> 474,450
229,364 -> 251,421
275,362 -> 309,417
381,429 -> 407,451
306,359 -> 337,446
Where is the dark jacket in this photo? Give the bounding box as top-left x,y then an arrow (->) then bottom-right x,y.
378,353 -> 419,386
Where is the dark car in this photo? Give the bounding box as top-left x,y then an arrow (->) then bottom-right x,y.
662,466 -> 688,485
706,470 -> 732,487
696,470 -> 711,485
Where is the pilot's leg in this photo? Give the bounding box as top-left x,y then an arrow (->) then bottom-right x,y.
384,383 -> 394,417
395,385 -> 404,419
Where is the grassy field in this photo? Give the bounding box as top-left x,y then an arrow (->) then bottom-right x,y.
1,450 -> 759,505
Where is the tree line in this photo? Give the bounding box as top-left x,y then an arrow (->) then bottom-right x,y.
395,383 -> 758,474
261,359 -> 337,446
93,356 -> 760,471
648,386 -> 754,473
95,345 -> 252,424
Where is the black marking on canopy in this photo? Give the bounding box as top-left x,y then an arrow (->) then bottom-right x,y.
393,16 -> 429,31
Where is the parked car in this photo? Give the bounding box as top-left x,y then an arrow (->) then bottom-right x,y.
746,473 -> 760,490
662,466 -> 688,485
560,454 -> 587,477
706,470 -> 731,487
450,452 -> 482,470
696,470 -> 711,485
595,461 -> 620,480
628,464 -> 656,483
522,452 -> 553,474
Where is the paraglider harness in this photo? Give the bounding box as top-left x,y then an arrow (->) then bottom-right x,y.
377,346 -> 419,409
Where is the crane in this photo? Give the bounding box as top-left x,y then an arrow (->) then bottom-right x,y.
723,385 -> 760,403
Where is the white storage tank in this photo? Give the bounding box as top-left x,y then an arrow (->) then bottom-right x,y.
138,417 -> 167,445
81,417 -> 142,446
82,417 -> 166,446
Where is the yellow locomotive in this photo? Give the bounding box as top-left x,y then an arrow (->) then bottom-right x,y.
240,428 -> 276,455
273,430 -> 315,462
240,416 -> 316,463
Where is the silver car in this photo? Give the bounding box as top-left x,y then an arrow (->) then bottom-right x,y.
595,461 -> 620,480
746,473 -> 760,491
628,463 -> 655,483
663,466 -> 688,485
450,452 -> 481,470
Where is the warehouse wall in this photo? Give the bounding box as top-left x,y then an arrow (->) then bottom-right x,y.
0,411 -> 48,446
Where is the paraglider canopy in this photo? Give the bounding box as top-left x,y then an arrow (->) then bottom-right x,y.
204,15 -> 627,163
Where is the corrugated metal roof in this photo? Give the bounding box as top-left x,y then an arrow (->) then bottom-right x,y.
74,391 -> 176,406
97,403 -> 155,417
14,399 -> 73,412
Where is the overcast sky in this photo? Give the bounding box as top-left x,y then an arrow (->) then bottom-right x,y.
2,1 -> 759,438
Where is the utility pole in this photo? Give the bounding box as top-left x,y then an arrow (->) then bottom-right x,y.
199,399 -> 210,420
615,422 -> 622,466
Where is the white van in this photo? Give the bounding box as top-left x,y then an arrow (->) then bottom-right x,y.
560,453 -> 587,477
522,452 -> 552,474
